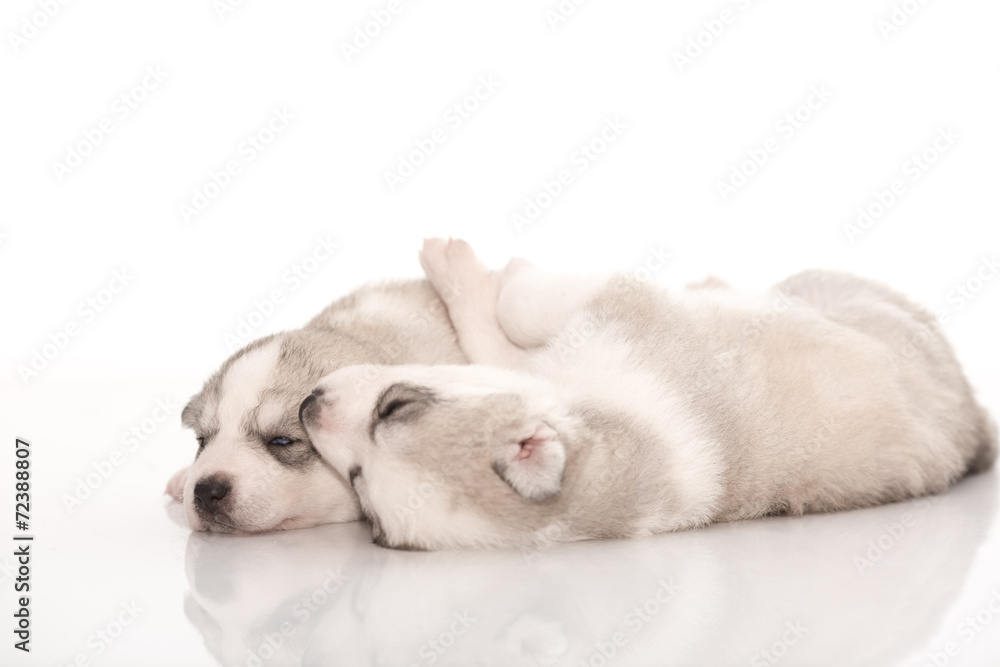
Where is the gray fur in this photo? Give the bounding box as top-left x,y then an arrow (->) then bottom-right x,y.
304,256 -> 996,549
173,279 -> 467,533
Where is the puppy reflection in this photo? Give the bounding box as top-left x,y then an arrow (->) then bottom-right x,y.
183,472 -> 995,666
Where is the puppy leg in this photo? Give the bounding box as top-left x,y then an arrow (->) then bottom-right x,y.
420,238 -> 530,367
495,258 -> 609,348
165,465 -> 189,502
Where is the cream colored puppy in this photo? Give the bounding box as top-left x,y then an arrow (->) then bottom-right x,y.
300,240 -> 996,550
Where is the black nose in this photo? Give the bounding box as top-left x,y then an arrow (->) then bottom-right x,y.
300,391 -> 321,425
193,478 -> 230,515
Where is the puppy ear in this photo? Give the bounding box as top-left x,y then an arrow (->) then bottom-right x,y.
181,392 -> 202,430
493,424 -> 565,500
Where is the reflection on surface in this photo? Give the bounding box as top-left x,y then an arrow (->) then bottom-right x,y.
183,471 -> 996,667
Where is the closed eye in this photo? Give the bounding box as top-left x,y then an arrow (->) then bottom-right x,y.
378,399 -> 411,420
371,382 -> 438,439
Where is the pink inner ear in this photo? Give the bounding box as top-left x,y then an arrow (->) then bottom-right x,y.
516,437 -> 541,460
515,425 -> 557,461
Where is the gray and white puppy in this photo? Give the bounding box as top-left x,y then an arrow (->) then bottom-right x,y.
167,280 -> 466,533
301,239 -> 996,550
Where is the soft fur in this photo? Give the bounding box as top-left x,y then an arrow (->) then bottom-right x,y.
301,239 -> 996,549
168,280 -> 467,533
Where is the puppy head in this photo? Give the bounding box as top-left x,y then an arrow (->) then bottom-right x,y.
179,332 -> 364,533
300,364 -> 573,549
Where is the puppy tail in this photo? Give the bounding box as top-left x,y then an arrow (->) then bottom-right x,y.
965,409 -> 998,476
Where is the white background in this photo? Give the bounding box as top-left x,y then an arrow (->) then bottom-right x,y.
1,0 -> 998,665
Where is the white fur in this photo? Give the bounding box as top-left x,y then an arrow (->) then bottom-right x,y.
301,239 -> 994,550
171,277 -> 468,534
183,339 -> 283,532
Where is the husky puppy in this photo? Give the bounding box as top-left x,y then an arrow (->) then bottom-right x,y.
167,280 -> 467,533
300,239 -> 996,549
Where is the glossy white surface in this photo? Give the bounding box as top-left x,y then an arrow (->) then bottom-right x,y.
177,472 -> 1000,667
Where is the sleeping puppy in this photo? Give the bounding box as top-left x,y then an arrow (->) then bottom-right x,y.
167,280 -> 467,533
300,239 -> 996,550
165,257 -> 597,534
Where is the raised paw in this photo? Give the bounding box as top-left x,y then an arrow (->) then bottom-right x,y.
496,257 -> 536,291
165,465 -> 189,503
419,238 -> 495,305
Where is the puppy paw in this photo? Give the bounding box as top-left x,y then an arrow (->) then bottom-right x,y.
165,466 -> 189,503
497,257 -> 536,290
419,238 -> 494,305
686,275 -> 729,290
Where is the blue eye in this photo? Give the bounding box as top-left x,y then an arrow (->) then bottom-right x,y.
270,437 -> 293,446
